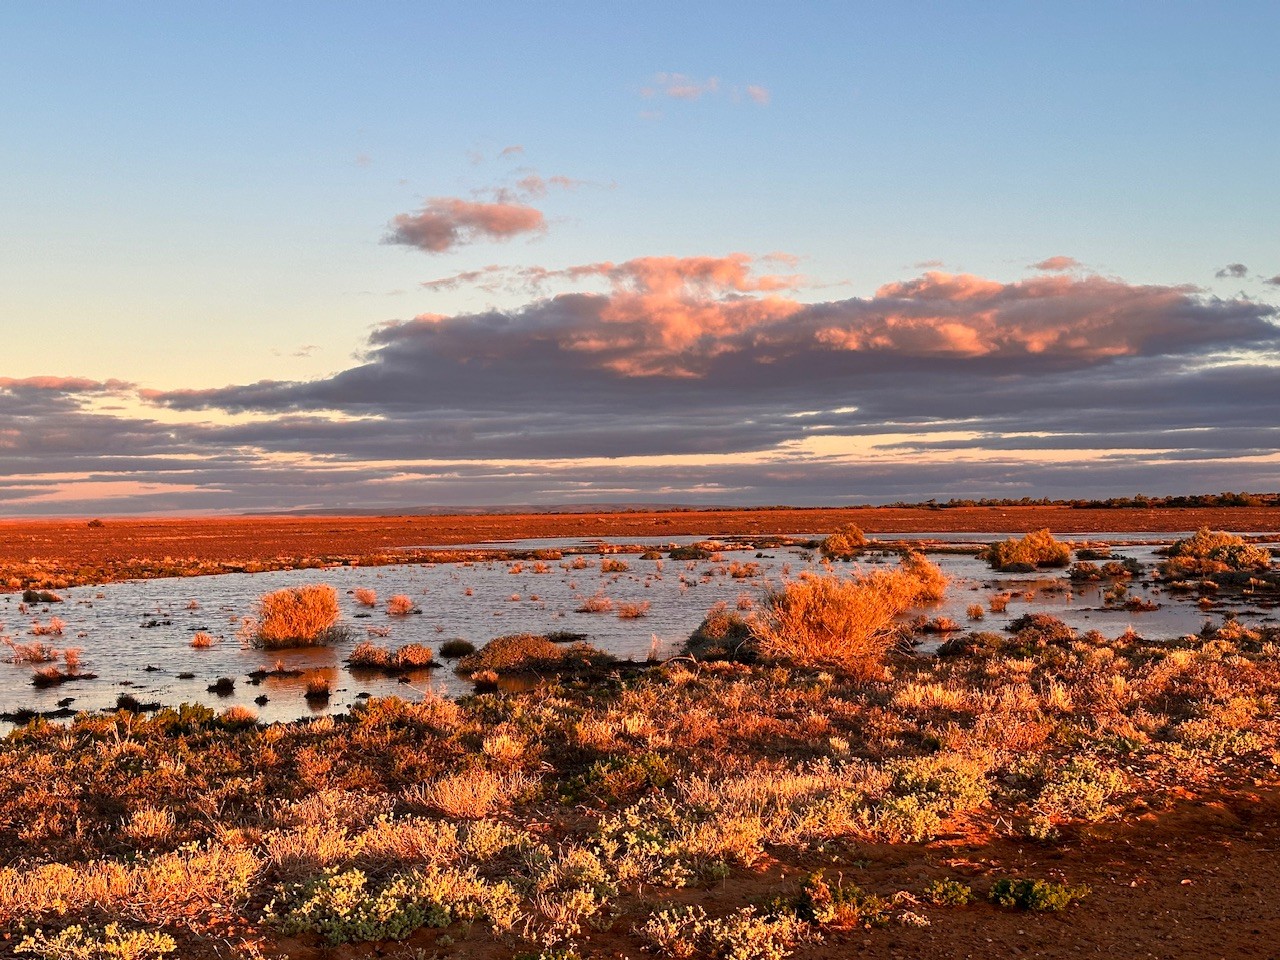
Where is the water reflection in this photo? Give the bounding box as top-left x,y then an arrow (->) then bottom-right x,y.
1,533 -> 1274,728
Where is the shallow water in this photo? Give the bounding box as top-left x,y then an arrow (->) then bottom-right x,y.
2,534 -> 1274,728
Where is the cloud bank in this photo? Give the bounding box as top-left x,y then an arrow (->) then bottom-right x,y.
3,259 -> 1278,514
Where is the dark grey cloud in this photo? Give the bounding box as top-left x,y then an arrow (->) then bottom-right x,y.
1216,262 -> 1249,279
4,263 -> 1279,515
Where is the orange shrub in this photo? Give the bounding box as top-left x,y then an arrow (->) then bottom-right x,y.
249,584 -> 342,649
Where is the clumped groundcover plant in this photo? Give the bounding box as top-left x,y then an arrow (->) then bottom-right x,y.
4,553 -> 1280,958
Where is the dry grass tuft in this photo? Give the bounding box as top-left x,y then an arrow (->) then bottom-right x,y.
754,555 -> 948,674
387,594 -> 417,615
353,587 -> 378,607
247,584 -> 342,648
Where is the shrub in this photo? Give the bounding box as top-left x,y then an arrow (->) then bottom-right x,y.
820,524 -> 867,560
30,617 -> 66,637
685,602 -> 756,661
982,529 -> 1072,571
392,643 -> 435,669
190,631 -> 216,649
575,593 -> 613,613
457,634 -> 612,673
618,601 -> 651,619
753,556 -> 947,674
923,878 -> 974,906
795,872 -> 890,928
966,604 -> 985,621
353,588 -> 377,607
16,923 -> 177,959
387,594 -> 417,615
4,640 -> 60,664
439,638 -> 476,659
1160,527 -> 1272,579
348,641 -> 393,669
249,585 -> 342,648
988,877 -> 1089,911
268,868 -> 449,945
600,558 -> 630,573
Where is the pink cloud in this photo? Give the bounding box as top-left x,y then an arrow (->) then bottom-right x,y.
1031,256 -> 1082,272
652,72 -> 720,100
385,197 -> 545,253
745,84 -> 771,105
498,144 -> 524,158
0,376 -> 132,393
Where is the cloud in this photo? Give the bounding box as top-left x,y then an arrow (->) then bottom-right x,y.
1216,263 -> 1249,279
1264,275 -> 1280,286
641,74 -> 769,106
7,263 -> 1280,516
1031,256 -> 1080,272
498,144 -> 524,158
513,173 -> 586,197
384,197 -> 545,253
649,72 -> 720,100
157,259 -> 1277,413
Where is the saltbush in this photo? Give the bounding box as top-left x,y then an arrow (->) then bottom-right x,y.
982,529 -> 1072,571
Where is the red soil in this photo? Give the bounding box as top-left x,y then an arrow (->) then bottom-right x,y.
2,505 -> 1278,588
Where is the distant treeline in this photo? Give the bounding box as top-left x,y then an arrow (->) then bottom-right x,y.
877,492 -> 1279,510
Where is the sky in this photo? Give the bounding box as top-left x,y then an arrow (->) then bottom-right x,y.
2,1 -> 1279,515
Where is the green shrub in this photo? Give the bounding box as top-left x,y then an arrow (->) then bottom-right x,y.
438,638 -> 476,658
988,877 -> 1089,911
685,602 -> 757,661
16,923 -> 177,959
795,872 -> 890,928
922,877 -> 974,906
457,634 -> 612,673
268,868 -> 449,945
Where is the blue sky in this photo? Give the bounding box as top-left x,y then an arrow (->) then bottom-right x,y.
2,2 -> 1279,513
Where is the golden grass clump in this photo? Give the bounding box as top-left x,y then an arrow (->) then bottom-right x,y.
820,523 -> 868,559
576,593 -> 613,613
600,557 -> 630,573
618,601 -> 651,619
754,555 -> 948,674
386,594 -> 416,615
353,587 -> 378,607
1160,527 -> 1272,578
248,584 -> 342,648
190,631 -> 216,649
983,529 -> 1072,571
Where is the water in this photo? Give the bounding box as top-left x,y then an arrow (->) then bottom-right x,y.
2,534 -> 1275,728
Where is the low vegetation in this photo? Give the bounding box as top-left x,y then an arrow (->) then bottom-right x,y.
244,584 -> 344,649
752,553 -> 948,675
2,602 -> 1279,957
1158,527 -> 1272,580
982,529 -> 1073,571
819,523 -> 868,560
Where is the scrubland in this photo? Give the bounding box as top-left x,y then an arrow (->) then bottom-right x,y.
2,527 -> 1279,958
